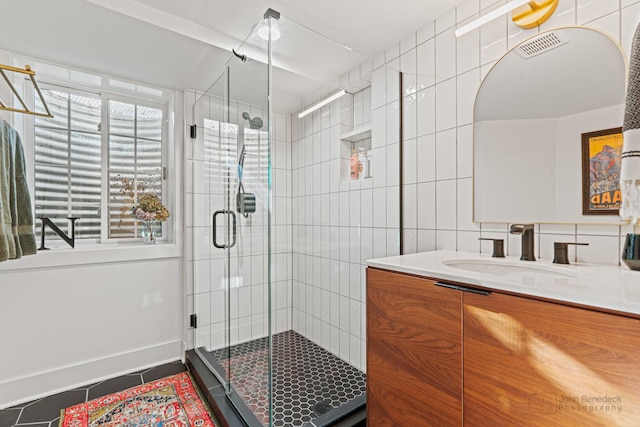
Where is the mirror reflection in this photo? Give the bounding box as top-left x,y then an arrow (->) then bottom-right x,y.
473,27 -> 626,224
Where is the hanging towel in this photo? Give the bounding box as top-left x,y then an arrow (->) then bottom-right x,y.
621,23 -> 640,225
0,119 -> 37,261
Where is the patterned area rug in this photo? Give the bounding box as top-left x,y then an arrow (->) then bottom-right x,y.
59,372 -> 219,427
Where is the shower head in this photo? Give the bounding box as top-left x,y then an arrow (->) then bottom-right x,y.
242,112 -> 263,130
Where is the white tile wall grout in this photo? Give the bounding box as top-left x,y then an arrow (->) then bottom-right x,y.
381,0 -> 640,266
185,0 -> 640,379
290,74 -> 401,371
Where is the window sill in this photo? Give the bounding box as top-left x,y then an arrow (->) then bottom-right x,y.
0,241 -> 181,273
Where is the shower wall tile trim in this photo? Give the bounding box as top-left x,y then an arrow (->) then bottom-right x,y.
307,0 -> 640,270
288,0 -> 640,372
184,0 -> 640,374
291,73 -> 400,372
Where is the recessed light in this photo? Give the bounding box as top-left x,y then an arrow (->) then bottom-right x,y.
257,24 -> 281,41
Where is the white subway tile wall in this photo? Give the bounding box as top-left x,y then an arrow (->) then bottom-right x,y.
289,1 -> 640,369
291,71 -> 400,371
384,0 -> 640,266
185,0 -> 640,372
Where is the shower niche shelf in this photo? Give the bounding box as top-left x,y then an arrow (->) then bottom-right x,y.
339,82 -> 373,184
340,125 -> 372,184
341,125 -> 371,142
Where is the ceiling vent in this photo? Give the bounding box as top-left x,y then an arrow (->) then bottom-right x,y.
517,32 -> 566,58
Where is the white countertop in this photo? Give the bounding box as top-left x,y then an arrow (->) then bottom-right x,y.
367,250 -> 640,316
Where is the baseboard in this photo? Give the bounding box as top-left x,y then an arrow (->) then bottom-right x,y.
0,339 -> 182,409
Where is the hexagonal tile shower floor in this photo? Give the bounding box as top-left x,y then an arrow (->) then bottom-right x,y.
208,330 -> 366,427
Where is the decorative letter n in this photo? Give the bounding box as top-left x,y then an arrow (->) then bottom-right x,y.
37,217 -> 79,250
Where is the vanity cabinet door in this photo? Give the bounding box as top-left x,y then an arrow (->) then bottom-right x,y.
464,292 -> 640,426
367,268 -> 462,426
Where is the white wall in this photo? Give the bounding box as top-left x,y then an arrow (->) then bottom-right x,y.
368,0 -> 640,266
286,1 -> 640,374
7,0 -> 634,411
0,52 -> 185,409
0,255 -> 182,408
404,0 -> 640,264
474,103 -> 623,223
473,105 -> 624,223
474,118 -> 557,222
291,75 -> 396,372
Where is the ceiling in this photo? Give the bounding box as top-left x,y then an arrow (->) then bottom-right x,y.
0,0 -> 468,113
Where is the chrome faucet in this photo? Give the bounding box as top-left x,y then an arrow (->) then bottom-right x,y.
510,224 -> 536,261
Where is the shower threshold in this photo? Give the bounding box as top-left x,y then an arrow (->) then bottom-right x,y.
195,330 -> 366,427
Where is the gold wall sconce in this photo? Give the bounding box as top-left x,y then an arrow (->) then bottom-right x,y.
512,0 -> 559,29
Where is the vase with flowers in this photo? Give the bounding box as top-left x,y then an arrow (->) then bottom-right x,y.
132,192 -> 170,244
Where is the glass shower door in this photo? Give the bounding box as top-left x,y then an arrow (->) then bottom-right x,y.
191,68 -> 232,390
189,8 -> 375,427
192,33 -> 273,426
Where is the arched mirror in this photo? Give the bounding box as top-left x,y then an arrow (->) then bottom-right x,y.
473,27 -> 627,224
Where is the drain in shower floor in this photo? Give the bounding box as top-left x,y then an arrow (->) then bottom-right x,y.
311,400 -> 333,415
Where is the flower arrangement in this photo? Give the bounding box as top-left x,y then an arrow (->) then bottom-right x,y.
133,192 -> 170,222
132,192 -> 169,244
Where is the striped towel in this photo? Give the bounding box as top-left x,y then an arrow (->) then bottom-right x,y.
621,23 -> 640,225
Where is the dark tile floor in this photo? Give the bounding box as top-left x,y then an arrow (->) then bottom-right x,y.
0,360 -> 189,427
208,330 -> 367,427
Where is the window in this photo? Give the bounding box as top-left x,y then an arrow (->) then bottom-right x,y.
107,100 -> 164,239
34,88 -> 102,240
33,85 -> 166,244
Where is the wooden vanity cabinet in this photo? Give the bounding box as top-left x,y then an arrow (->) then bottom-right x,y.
367,267 -> 462,426
464,291 -> 640,426
367,267 -> 640,426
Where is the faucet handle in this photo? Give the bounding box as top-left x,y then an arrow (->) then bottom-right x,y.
510,223 -> 535,234
553,242 -> 589,265
479,238 -> 505,258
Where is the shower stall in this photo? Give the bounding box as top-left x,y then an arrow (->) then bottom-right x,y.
186,9 -> 396,427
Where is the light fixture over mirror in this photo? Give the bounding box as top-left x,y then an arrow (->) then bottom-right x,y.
455,0 -> 559,37
473,27 -> 627,224
512,0 -> 559,29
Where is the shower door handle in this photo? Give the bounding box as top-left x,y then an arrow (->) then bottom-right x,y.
212,210 -> 237,249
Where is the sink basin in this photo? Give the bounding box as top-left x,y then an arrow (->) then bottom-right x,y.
442,259 -> 577,278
